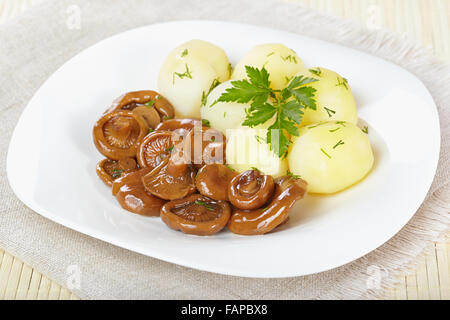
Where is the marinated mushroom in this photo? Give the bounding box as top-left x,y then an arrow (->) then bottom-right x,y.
195,164 -> 238,201
184,126 -> 226,168
155,118 -> 203,136
142,158 -> 196,200
112,167 -> 167,217
160,194 -> 231,236
228,169 -> 275,210
137,131 -> 177,169
106,90 -> 174,120
96,158 -> 137,187
93,110 -> 148,160
132,106 -> 161,129
228,176 -> 308,235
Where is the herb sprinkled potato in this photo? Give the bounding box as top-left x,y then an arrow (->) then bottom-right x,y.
288,121 -> 373,194
226,128 -> 288,177
231,44 -> 305,90
158,40 -> 230,118
201,80 -> 272,135
295,67 -> 358,126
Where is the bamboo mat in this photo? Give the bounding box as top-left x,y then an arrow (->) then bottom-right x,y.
0,0 -> 449,300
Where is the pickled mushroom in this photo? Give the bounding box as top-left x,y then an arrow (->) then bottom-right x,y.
195,164 -> 238,201
142,158 -> 196,200
112,167 -> 167,217
228,176 -> 307,235
96,158 -> 137,187
228,169 -> 274,210
93,110 -> 148,160
106,90 -> 174,120
160,194 -> 231,236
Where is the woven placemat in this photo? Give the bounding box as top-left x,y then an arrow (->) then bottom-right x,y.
0,0 -> 449,299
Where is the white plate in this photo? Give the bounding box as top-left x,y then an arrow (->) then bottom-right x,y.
7,20 -> 440,278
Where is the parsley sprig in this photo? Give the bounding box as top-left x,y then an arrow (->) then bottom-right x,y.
216,66 -> 317,157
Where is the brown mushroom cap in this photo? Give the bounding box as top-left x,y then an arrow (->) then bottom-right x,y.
160,194 -> 231,236
228,170 -> 275,210
93,110 -> 148,160
184,126 -> 226,169
112,167 -> 166,217
105,90 -> 174,120
155,118 -> 202,132
96,158 -> 137,187
137,131 -> 176,169
195,164 -> 238,201
132,106 -> 161,129
141,158 -> 196,200
228,176 -> 308,235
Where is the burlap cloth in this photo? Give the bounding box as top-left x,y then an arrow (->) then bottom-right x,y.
0,0 -> 449,299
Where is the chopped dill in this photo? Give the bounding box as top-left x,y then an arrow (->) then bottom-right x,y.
333,140 -> 345,149
172,64 -> 192,84
320,148 -> 332,159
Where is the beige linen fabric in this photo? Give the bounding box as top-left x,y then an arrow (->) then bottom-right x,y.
0,0 -> 448,299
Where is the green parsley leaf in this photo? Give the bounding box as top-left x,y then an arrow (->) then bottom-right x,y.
216,67 -> 317,158
242,103 -> 276,127
362,126 -> 369,134
181,49 -> 188,57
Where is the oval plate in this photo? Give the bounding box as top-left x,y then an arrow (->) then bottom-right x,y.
7,21 -> 440,278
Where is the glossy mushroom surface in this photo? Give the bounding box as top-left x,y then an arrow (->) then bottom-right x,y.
195,164 -> 238,201
155,118 -> 202,134
228,170 -> 275,210
160,194 -> 231,236
112,167 -> 167,217
96,158 -> 137,187
184,126 -> 226,169
141,158 -> 196,200
106,90 -> 174,120
93,110 -> 148,160
132,106 -> 161,129
137,131 -> 176,169
228,176 -> 307,235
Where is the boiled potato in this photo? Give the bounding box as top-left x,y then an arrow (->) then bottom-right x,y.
232,44 -> 304,90
296,67 -> 358,126
226,128 -> 288,177
201,81 -> 251,135
158,56 -> 218,118
288,121 -> 373,194
158,40 -> 230,118
166,40 -> 230,82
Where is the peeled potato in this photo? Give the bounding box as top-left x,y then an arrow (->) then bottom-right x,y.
158,40 -> 230,118
232,44 -> 304,90
158,56 -> 218,118
296,67 -> 358,126
288,121 -> 373,194
226,128 -> 288,178
166,40 -> 230,82
201,81 -> 251,135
